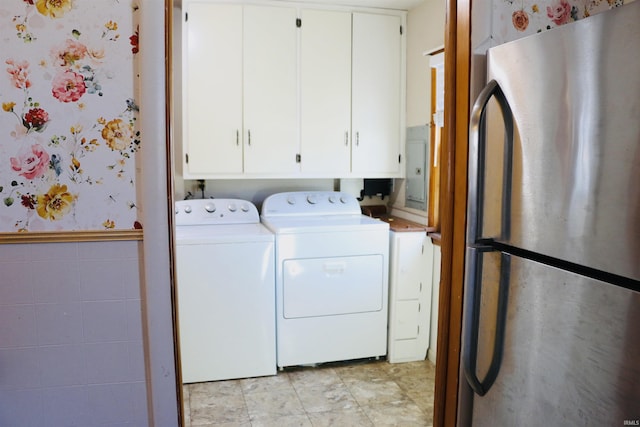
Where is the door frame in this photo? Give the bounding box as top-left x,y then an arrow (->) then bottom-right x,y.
433,0 -> 471,425
161,0 -> 473,425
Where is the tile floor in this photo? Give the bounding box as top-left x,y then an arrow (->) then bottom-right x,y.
182,358 -> 435,426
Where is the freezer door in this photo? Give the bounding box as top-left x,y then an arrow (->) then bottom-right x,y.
469,2 -> 640,281
461,251 -> 640,426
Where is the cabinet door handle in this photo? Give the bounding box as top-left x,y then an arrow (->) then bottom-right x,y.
356,131 -> 360,146
236,130 -> 239,146
247,130 -> 251,146
345,131 -> 349,146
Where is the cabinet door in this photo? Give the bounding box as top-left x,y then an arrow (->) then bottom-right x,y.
299,9 -> 352,176
395,232 -> 431,300
351,12 -> 402,176
243,5 -> 298,174
395,300 -> 420,340
183,2 -> 243,176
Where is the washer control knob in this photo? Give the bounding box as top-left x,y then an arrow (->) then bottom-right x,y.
241,204 -> 250,212
340,196 -> 349,204
204,203 -> 216,213
328,195 -> 337,204
183,205 -> 192,214
307,194 -> 318,204
228,203 -> 237,212
287,195 -> 297,205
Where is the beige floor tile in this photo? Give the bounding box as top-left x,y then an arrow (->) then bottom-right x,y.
245,386 -> 306,420
361,399 -> 432,427
406,388 -> 434,416
345,378 -> 407,406
250,414 -> 313,427
182,385 -> 191,426
189,394 -> 249,425
188,382 -> 249,425
189,379 -> 243,399
183,359 -> 436,427
307,407 -> 374,426
288,366 -> 342,389
241,373 -> 291,394
187,422 -> 252,427
334,360 -> 390,383
295,382 -> 358,413
393,374 -> 435,395
385,360 -> 435,377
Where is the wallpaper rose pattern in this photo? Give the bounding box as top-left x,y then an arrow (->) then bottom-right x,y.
494,0 -> 635,44
0,0 -> 140,232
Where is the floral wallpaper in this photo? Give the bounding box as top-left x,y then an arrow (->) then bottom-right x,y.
0,0 -> 140,232
493,0 -> 635,44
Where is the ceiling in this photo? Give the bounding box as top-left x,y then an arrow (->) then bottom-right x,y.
173,0 -> 426,11
274,0 -> 426,9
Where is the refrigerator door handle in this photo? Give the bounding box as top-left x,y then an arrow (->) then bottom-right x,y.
462,247 -> 511,396
467,79 -> 514,244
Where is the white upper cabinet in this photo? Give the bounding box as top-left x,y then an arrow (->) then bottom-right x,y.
182,1 -> 405,179
243,5 -> 299,175
300,9 -> 404,178
183,3 -> 243,177
299,9 -> 352,176
352,12 -> 403,176
182,2 -> 298,178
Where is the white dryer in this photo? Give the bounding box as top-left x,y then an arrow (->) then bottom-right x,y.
260,191 -> 390,368
175,199 -> 275,383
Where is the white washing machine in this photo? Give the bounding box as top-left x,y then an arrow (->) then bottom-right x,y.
175,199 -> 275,383
260,191 -> 390,368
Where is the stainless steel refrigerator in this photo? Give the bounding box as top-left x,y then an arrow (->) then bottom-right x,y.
460,2 -> 640,426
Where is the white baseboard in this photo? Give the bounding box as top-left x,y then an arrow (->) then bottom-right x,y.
427,347 -> 437,364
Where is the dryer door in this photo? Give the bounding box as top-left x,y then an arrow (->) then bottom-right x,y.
283,255 -> 384,318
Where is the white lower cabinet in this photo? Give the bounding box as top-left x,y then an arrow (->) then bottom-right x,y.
388,230 -> 434,363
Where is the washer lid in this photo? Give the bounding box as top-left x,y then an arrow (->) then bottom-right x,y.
176,223 -> 274,244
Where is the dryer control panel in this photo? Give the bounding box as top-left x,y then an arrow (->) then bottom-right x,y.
261,191 -> 361,217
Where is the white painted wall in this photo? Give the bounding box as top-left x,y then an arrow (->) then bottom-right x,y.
389,0 -> 445,220
406,0 -> 446,128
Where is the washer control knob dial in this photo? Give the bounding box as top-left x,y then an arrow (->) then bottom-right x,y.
228,203 -> 237,212
340,196 -> 349,204
205,203 -> 216,213
287,195 -> 297,205
241,204 -> 250,212
307,194 -> 318,205
183,205 -> 192,214
328,195 -> 337,204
